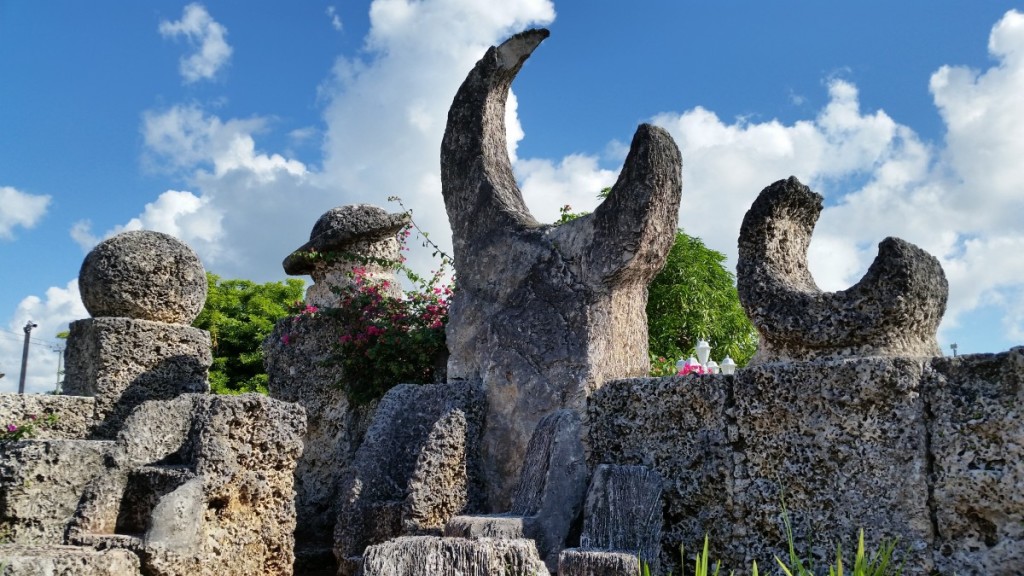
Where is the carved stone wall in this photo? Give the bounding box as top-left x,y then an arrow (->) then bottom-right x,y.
586,349 -> 1024,575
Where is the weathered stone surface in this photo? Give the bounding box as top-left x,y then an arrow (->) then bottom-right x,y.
264,312 -> 377,571
283,204 -> 409,306
445,409 -> 589,572
558,548 -> 638,576
361,536 -> 550,576
580,464 -> 663,573
0,544 -> 141,575
62,317 -> 211,439
737,176 -> 947,363
731,359 -> 932,571
0,394 -> 95,440
333,381 -> 485,574
587,360 -> 935,574
441,29 -> 682,509
78,230 -> 207,325
926,348 -> 1024,575
68,393 -> 305,576
0,440 -> 114,544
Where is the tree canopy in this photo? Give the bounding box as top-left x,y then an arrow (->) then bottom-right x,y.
192,273 -> 305,394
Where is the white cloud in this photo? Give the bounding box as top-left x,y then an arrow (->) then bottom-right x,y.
327,6 -> 343,31
0,280 -> 85,395
515,154 -> 617,223
159,3 -> 232,83
0,186 -> 51,239
143,105 -> 307,181
315,0 -> 556,273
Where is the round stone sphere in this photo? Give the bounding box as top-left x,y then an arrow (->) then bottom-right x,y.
79,230 -> 208,324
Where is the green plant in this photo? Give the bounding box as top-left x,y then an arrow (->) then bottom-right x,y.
296,197 -> 454,405
0,413 -> 59,442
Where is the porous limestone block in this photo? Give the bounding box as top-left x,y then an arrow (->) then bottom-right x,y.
0,544 -> 141,575
333,381 -> 485,575
63,317 -> 210,438
0,393 -> 95,440
586,375 -> 732,572
730,358 -> 933,571
580,464 -> 663,573
558,548 -> 639,576
926,348 -> 1024,575
264,312 -> 378,570
0,439 -> 114,544
361,536 -> 550,576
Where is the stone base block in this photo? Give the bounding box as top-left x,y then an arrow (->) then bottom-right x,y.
0,394 -> 95,440
63,317 -> 211,438
0,544 -> 140,575
558,549 -> 638,576
0,439 -> 114,544
444,514 -> 527,539
361,536 -> 550,576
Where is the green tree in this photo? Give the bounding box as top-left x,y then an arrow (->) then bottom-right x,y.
646,231 -> 757,369
192,273 -> 305,394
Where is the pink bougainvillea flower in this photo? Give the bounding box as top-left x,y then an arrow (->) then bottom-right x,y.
6,424 -> 17,433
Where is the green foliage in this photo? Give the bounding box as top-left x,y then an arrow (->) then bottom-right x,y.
326,265 -> 451,405
646,231 -> 757,368
192,273 -> 305,394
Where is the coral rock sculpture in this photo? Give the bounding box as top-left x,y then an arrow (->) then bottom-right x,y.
283,204 -> 410,307
737,176 -> 947,363
440,29 -> 682,508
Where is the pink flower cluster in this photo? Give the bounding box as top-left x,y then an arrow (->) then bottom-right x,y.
677,363 -> 709,376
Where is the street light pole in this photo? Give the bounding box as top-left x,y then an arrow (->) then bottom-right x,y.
18,320 -> 37,394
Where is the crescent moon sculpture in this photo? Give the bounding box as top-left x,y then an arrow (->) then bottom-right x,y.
441,29 -> 682,509
737,176 -> 948,364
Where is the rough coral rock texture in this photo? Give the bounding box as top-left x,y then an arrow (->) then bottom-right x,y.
78,230 -> 207,325
441,28 -> 682,509
579,464 -> 663,573
558,548 -> 639,576
445,409 -> 589,572
361,536 -> 550,576
0,544 -> 141,575
264,313 -> 378,569
587,360 -> 936,574
67,393 -> 305,576
0,394 -> 95,440
737,176 -> 947,363
333,381 -> 486,574
0,440 -> 114,544
62,317 -> 211,439
282,204 -> 409,306
925,347 -> 1024,575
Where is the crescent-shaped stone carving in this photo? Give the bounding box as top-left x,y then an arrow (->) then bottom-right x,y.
440,29 -> 682,509
737,176 -> 948,363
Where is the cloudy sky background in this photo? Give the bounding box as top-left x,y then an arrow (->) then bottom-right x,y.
2,1 -> 1023,393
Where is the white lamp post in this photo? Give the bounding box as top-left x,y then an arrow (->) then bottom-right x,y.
695,340 -> 711,366
720,355 -> 737,375
705,359 -> 720,374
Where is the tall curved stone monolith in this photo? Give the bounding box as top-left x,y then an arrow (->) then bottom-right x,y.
737,176 -> 948,363
441,29 -> 682,508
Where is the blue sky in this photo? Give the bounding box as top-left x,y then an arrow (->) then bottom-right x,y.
2,1 -> 1023,392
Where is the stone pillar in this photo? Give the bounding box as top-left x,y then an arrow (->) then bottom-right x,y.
440,29 -> 682,509
63,230 -> 211,438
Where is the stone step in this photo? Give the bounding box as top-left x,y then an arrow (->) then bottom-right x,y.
0,544 -> 140,575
